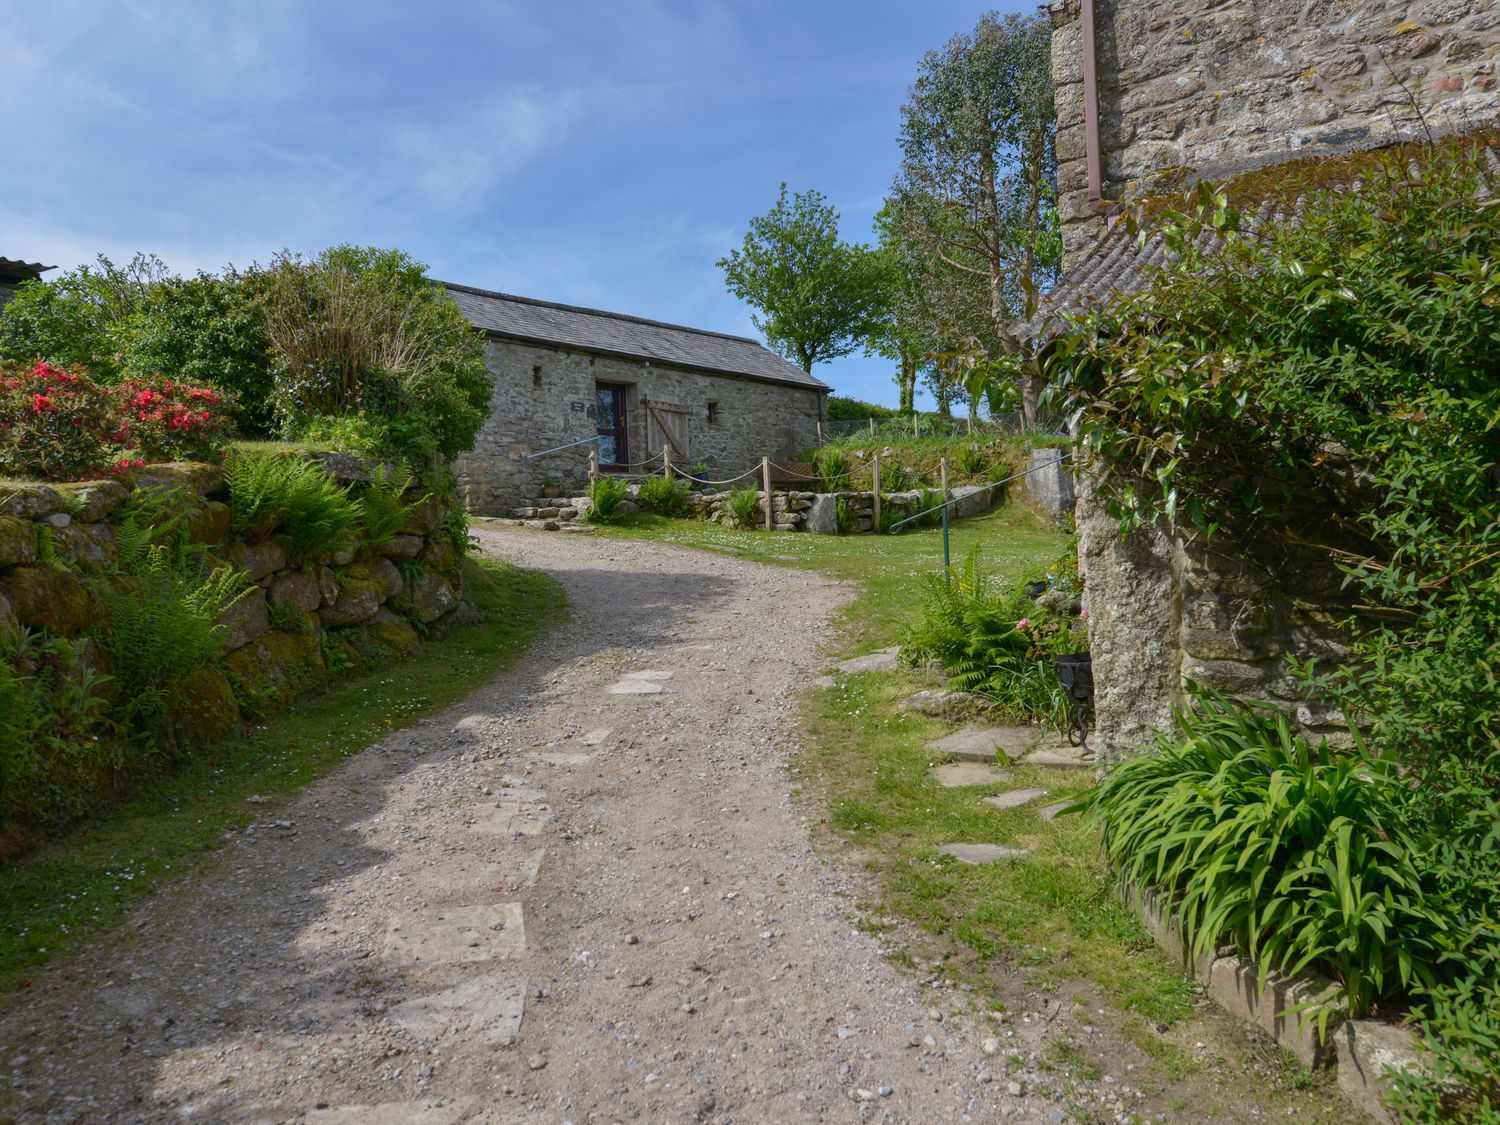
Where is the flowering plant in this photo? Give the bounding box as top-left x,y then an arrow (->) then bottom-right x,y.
111,374 -> 235,463
0,361 -> 114,480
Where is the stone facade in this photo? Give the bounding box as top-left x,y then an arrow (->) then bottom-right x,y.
1050,0 -> 1500,265
455,337 -> 826,516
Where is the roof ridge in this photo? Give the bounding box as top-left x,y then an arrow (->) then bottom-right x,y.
441,281 -> 764,347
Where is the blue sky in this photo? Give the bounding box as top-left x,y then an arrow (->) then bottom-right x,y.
2,1 -> 1032,408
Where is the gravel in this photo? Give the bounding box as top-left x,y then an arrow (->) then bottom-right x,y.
0,527 -> 1131,1123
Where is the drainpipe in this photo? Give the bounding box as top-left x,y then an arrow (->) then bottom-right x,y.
1081,0 -> 1103,208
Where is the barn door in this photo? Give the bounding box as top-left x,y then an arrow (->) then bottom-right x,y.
644,399 -> 690,465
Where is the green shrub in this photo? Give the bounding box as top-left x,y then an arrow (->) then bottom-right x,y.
812,447 -> 851,490
879,463 -> 916,491
1078,692 -> 1449,1020
835,496 -> 857,533
0,362 -> 115,480
725,487 -> 762,529
0,630 -> 112,836
259,245 -> 492,468
296,413 -> 388,457
903,547 -> 1081,727
586,476 -> 629,524
955,445 -> 986,476
223,451 -> 360,558
96,542 -> 251,752
638,474 -> 688,516
361,466 -> 417,547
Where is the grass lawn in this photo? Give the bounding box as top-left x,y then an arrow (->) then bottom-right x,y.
0,556 -> 564,996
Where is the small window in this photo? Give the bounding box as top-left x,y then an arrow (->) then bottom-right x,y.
707,401 -> 720,424
531,365 -> 543,387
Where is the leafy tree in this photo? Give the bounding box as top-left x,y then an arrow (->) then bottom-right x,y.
868,203 -> 938,414
0,253 -> 171,379
718,184 -> 886,374
893,11 -> 1058,425
259,245 -> 492,466
121,269 -> 276,435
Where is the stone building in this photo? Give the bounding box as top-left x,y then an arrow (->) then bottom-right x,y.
446,284 -> 828,515
1036,0 -> 1500,756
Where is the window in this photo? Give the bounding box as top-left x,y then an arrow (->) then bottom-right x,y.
596,384 -> 629,468
532,364 -> 543,387
707,400 -> 720,424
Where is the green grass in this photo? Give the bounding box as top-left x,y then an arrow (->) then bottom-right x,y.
0,556 -> 564,995
809,671 -> 1198,1027
228,438 -> 324,456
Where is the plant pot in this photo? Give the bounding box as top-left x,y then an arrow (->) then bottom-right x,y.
540,486 -> 560,498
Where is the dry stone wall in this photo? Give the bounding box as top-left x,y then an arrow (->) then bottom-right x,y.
1050,0 -> 1500,265
0,459 -> 473,740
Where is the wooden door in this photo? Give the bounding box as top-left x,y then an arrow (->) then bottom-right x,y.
644,399 -> 690,464
596,384 -> 629,468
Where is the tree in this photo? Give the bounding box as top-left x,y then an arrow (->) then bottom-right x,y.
718,184 -> 886,374
893,11 -> 1058,426
868,203 -> 937,414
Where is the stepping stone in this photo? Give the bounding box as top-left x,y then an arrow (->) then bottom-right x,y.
937,843 -> 1029,865
1040,801 -> 1072,822
899,689 -> 994,721
607,671 -> 672,695
926,725 -> 1040,763
470,800 -> 552,835
931,762 -> 1013,788
982,787 -> 1048,810
306,1099 -> 479,1125
388,975 -> 527,1046
1025,742 -> 1096,770
812,675 -> 836,689
834,647 -> 900,675
382,903 -> 525,966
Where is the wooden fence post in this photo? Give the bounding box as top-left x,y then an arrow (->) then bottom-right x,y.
588,447 -> 598,492
872,455 -> 882,534
940,456 -> 949,500
663,445 -> 672,479
816,420 -> 823,444
868,417 -> 875,437
761,456 -> 773,532
913,413 -> 919,439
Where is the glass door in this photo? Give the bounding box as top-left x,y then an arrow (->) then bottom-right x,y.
596,384 -> 628,469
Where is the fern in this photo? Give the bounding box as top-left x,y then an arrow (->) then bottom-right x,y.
725,487 -> 761,528
362,465 -> 418,547
224,451 -> 361,559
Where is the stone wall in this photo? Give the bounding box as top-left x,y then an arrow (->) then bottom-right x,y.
0,459 -> 472,744
1050,0 -> 1500,265
455,337 -> 826,516
1077,471 -> 1357,760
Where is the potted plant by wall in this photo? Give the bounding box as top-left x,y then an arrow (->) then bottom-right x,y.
540,477 -> 561,498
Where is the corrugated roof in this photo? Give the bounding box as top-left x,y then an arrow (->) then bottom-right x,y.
444,283 -> 829,392
1022,137 -> 1500,341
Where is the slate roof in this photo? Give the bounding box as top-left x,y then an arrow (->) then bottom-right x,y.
444,283 -> 829,392
1021,137 -> 1500,341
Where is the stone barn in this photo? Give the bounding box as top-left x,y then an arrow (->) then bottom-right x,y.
445,284 -> 829,515
1033,0 -> 1500,757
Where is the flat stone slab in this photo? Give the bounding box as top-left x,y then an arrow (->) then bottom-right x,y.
579,728 -> 612,746
531,751 -> 595,766
898,689 -> 994,721
382,902 -> 525,966
982,787 -> 1048,810
306,1100 -> 480,1125
469,800 -> 552,835
931,762 -> 1013,788
1039,801 -> 1072,822
388,975 -> 527,1046
834,647 -> 900,675
1024,743 -> 1096,770
926,725 -> 1040,763
937,843 -> 1030,865
607,679 -> 663,695
624,670 -> 674,681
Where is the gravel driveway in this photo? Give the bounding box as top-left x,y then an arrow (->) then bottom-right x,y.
0,525 -> 1075,1124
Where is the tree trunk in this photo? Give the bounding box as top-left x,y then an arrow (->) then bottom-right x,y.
897,346 -> 917,414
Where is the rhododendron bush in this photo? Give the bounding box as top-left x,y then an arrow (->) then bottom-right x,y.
0,361 -> 235,480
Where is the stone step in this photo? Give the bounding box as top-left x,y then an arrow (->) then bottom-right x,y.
925,725 -> 1040,763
